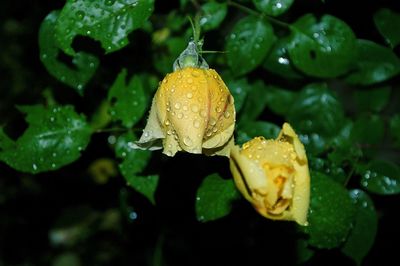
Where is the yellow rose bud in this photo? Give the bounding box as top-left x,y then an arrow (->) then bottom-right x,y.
229,123 -> 310,225
134,41 -> 236,157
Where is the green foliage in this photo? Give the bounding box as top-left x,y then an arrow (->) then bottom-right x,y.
195,173 -> 240,222
0,105 -> 92,174
252,0 -> 294,16
39,11 -> 99,95
346,40 -> 400,85
305,172 -> 355,249
199,1 -> 227,31
374,8 -> 400,49
288,14 -> 357,78
55,0 -> 155,55
342,189 -> 378,265
108,69 -> 147,128
226,16 -> 276,76
2,1 -> 400,265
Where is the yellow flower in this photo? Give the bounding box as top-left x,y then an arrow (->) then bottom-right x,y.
229,123 -> 310,225
134,41 -> 236,157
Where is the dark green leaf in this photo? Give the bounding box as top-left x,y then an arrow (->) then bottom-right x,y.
196,173 -> 240,222
390,114 -> 400,147
342,189 -> 378,265
226,16 -> 276,76
115,132 -> 152,175
351,114 -> 385,145
200,2 -> 227,31
299,133 -> 327,156
55,0 -> 154,55
252,0 -> 294,17
125,175 -> 159,205
309,157 -> 346,184
304,172 -> 355,249
0,105 -> 92,174
239,80 -> 269,122
39,11 -> 99,95
263,37 -> 303,79
360,160 -> 400,195
296,239 -> 315,264
287,83 -> 345,138
108,69 -> 147,128
374,8 -> 400,49
265,85 -> 296,116
346,40 -> 400,85
237,121 -> 280,144
154,37 -> 187,74
354,87 -> 391,113
225,77 -> 251,113
288,14 -> 357,78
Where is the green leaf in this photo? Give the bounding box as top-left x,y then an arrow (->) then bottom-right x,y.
304,172 -> 355,249
39,11 -> 99,95
287,83 -> 345,138
354,87 -> 391,113
0,105 -> 92,174
237,121 -> 280,144
55,0 -> 154,55
346,40 -> 400,85
360,160 -> 400,195
299,133 -> 327,156
252,0 -> 294,17
115,132 -> 156,203
154,37 -> 187,74
288,14 -> 357,78
115,132 -> 152,175
265,85 -> 296,116
296,239 -> 315,264
263,37 -> 303,79
226,16 -> 276,76
374,8 -> 400,49
390,114 -> 400,147
108,69 -> 147,128
200,1 -> 227,31
224,77 -> 251,113
342,189 -> 378,265
351,114 -> 385,145
196,173 -> 240,222
239,80 -> 270,122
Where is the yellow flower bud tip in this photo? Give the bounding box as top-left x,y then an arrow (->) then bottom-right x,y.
133,67 -> 236,157
229,123 -> 310,226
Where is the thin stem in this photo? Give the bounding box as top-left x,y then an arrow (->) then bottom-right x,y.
227,0 -> 290,29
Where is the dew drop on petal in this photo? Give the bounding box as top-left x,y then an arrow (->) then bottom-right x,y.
183,136 -> 193,146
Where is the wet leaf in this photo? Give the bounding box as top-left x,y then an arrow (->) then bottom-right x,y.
287,83 -> 345,138
200,1 -> 227,31
354,87 -> 391,113
360,160 -> 400,195
125,175 -> 159,205
39,11 -> 99,95
225,77 -> 251,113
108,69 -> 147,128
55,0 -> 154,55
0,105 -> 92,174
342,189 -> 378,265
265,85 -> 296,116
226,16 -> 276,76
304,172 -> 355,249
351,114 -> 385,145
196,173 -> 240,222
263,37 -> 303,79
374,8 -> 400,49
288,14 -> 357,78
346,40 -> 400,85
237,121 -> 280,144
154,37 -> 187,74
239,80 -> 270,122
252,0 -> 294,17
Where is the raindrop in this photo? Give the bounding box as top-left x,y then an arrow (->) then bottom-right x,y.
209,118 -> 216,126
275,2 -> 283,9
174,102 -> 181,109
108,135 -> 116,144
50,117 -> 55,122
86,30 -> 91,35
186,92 -> 193,99
51,163 -> 56,168
183,136 -> 193,146
167,130 -> 172,135
191,105 -> 199,113
193,120 -> 200,128
165,120 -> 170,126
32,164 -> 38,171
177,113 -> 183,119
230,33 -> 236,40
76,10 -> 85,20
42,54 -> 48,59
196,196 -> 200,201
224,111 -> 230,118
215,107 -> 222,113
129,211 -> 138,221
104,0 -> 116,6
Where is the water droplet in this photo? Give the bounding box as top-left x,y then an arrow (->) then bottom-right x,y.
183,136 -> 193,146
76,11 -> 85,20
191,105 -> 199,113
186,92 -> 193,99
275,2 -> 283,9
129,211 -> 138,221
215,107 -> 222,113
200,110 -> 207,118
165,119 -> 170,126
224,111 -> 230,118
107,135 -> 116,144
86,30 -> 91,35
42,54 -> 48,59
32,164 -> 38,171
230,33 -> 236,40
209,118 -> 216,126
196,196 -> 200,201
104,0 -> 115,6
50,117 -> 55,122
174,102 -> 181,109
193,120 -> 200,128
51,163 -> 56,168
187,78 -> 193,84
177,113 -> 183,119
